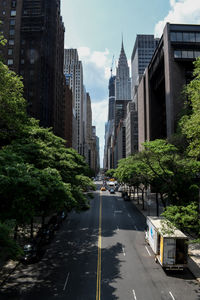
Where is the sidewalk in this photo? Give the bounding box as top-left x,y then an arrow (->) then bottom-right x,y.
0,259 -> 20,288
131,193 -> 200,283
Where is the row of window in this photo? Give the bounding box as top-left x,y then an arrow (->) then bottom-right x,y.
174,49 -> 200,59
2,1 -> 17,8
171,31 -> 200,43
2,10 -> 16,17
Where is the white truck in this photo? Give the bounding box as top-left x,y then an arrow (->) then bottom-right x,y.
146,216 -> 188,270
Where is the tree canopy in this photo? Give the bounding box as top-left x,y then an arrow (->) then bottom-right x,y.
180,57 -> 200,159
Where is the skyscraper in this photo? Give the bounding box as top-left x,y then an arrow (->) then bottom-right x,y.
64,49 -> 83,154
131,35 -> 159,99
115,40 -> 131,101
0,0 -> 65,130
108,75 -> 116,121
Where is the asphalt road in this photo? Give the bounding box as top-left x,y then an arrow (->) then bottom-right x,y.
0,183 -> 199,300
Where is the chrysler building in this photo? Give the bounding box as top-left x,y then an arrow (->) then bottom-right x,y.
115,40 -> 131,100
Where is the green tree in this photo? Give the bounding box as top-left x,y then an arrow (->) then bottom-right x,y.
105,169 -> 116,178
162,202 -> 200,237
180,58 -> 200,159
0,222 -> 22,260
0,62 -> 28,147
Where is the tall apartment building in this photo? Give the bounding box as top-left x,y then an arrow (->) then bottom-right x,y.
63,75 -> 77,149
131,35 -> 159,101
137,23 -> 200,150
64,49 -> 83,154
108,75 -> 116,121
0,0 -> 65,130
115,41 -> 131,101
126,102 -> 138,156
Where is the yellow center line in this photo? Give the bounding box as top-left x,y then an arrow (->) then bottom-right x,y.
96,191 -> 102,300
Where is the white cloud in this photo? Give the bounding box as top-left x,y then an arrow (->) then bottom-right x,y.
77,47 -> 111,102
154,0 -> 200,37
78,46 -> 91,58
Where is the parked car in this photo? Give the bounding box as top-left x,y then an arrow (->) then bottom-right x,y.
109,188 -> 115,194
21,243 -> 45,264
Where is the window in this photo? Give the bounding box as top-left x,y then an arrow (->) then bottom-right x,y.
177,32 -> 183,41
8,59 -> 13,65
8,49 -> 13,55
9,29 -> 15,36
10,19 -> 15,26
194,51 -> 200,58
183,32 -> 189,42
10,10 -> 16,17
8,39 -> 14,45
187,50 -> 193,58
21,59 -> 24,64
196,33 -> 200,42
189,32 -> 195,42
170,32 -> 176,42
11,1 -> 16,8
182,50 -> 188,58
174,50 -> 182,58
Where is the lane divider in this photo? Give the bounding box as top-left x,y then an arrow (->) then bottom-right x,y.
169,291 -> 176,300
63,272 -> 70,291
96,192 -> 102,300
132,289 -> 137,300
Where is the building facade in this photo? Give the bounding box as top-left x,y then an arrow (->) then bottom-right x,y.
126,101 -> 138,156
138,23 -> 200,150
0,0 -> 65,130
131,34 -> 159,103
64,48 -> 83,154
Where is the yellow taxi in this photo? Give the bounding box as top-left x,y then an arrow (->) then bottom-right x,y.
100,186 -> 106,191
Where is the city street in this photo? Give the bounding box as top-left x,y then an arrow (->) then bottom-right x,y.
0,183 -> 199,300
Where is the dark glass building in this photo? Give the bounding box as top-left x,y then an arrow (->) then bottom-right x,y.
0,0 -> 65,131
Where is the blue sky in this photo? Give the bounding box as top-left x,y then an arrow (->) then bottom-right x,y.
61,0 -> 200,166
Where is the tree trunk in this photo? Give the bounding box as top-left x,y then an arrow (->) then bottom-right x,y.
160,193 -> 166,208
14,224 -> 18,240
30,218 -> 33,239
142,189 -> 145,210
156,193 -> 159,216
137,187 -> 139,204
42,214 -> 45,227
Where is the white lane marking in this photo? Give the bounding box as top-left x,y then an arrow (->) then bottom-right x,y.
122,247 -> 126,256
117,226 -> 119,231
63,272 -> 70,291
145,246 -> 151,256
134,225 -> 138,230
132,289 -> 137,300
169,291 -> 176,300
128,213 -> 131,218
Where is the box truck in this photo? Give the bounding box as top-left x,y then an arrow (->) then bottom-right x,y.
146,216 -> 188,270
